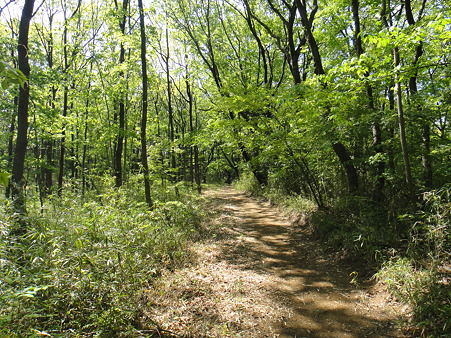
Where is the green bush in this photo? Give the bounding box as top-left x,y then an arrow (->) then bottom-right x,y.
377,186 -> 451,336
0,177 -> 203,336
308,195 -> 400,263
377,257 -> 450,337
233,171 -> 264,196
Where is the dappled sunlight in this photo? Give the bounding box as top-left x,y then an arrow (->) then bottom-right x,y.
147,187 -> 406,337
208,187 -> 404,337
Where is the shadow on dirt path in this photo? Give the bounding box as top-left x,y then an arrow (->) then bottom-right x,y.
148,187 -> 408,337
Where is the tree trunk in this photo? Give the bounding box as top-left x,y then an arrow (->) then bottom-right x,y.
352,0 -> 385,200
295,0 -> 359,194
165,27 -> 177,181
6,102 -> 16,198
393,47 -> 414,198
113,0 -> 129,187
332,142 -> 359,194
138,0 -> 152,207
57,86 -> 67,196
405,0 -> 432,189
185,57 -> 202,193
57,2 -> 81,196
10,0 -> 35,216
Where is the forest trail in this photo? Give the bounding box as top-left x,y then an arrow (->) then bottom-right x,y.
147,187 -> 407,337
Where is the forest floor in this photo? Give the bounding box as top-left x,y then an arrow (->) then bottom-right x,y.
145,186 -> 410,337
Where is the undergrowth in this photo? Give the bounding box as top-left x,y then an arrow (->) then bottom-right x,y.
376,187 -> 450,337
0,176 -> 203,337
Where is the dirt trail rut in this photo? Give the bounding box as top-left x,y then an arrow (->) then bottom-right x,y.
148,187 -> 406,337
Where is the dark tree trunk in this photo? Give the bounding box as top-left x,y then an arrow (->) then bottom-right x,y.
113,0 -> 129,187
332,143 -> 359,194
10,0 -> 35,216
165,27 -> 177,181
138,0 -> 152,207
57,88 -> 67,196
352,0 -> 385,200
405,0 -> 432,189
6,102 -> 16,198
294,0 -> 359,195
295,0 -> 323,76
185,58 -> 202,193
394,47 -> 414,198
57,1 -> 81,196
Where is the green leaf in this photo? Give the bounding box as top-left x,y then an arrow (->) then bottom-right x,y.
0,172 -> 10,186
1,80 -> 9,90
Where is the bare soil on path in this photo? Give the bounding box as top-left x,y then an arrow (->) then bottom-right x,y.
147,187 -> 408,337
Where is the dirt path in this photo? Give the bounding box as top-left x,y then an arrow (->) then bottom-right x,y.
147,187 -> 407,337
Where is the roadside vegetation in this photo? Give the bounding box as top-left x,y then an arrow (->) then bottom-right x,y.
0,177 -> 203,337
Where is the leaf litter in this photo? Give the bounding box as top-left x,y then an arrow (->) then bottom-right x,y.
145,187 -> 409,337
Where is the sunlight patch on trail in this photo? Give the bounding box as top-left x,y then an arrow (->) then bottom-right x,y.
146,187 -> 406,337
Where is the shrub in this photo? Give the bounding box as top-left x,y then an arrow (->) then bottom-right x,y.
377,257 -> 450,336
233,171 -> 264,196
0,177 -> 203,336
377,186 -> 451,336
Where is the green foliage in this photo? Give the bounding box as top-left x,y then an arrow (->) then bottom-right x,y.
0,172 -> 10,187
0,61 -> 27,90
0,176 -> 203,336
308,196 -> 401,263
412,186 -> 451,262
376,186 -> 451,336
377,258 -> 450,337
232,171 -> 264,196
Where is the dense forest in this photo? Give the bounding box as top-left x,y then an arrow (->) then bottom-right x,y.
1,0 -> 450,336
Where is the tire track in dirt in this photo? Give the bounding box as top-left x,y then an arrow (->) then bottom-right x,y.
147,187 -> 407,337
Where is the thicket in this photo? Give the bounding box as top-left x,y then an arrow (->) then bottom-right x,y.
0,177 -> 203,337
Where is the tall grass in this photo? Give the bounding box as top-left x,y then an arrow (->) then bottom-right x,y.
0,176 -> 203,336
377,186 -> 450,337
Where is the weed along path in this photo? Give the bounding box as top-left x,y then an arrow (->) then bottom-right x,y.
147,187 -> 406,337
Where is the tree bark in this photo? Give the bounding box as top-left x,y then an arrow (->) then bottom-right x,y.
405,0 -> 432,189
393,47 -> 414,198
10,0 -> 35,215
332,142 -> 359,194
165,27 -> 177,181
113,0 -> 129,187
138,0 -> 152,207
294,0 -> 359,194
6,101 -> 16,198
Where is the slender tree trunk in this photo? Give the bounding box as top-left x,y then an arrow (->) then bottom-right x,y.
295,0 -> 359,194
393,47 -> 414,198
295,0 -> 323,77
43,88 -> 57,196
185,55 -> 201,193
165,27 -> 177,181
10,0 -> 35,216
6,28 -> 18,199
386,85 -> 396,175
138,0 -> 152,207
43,16 -> 56,197
6,102 -> 16,198
405,0 -> 432,189
57,2 -> 81,196
114,0 -> 129,187
352,0 -> 385,199
57,86 -> 67,196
